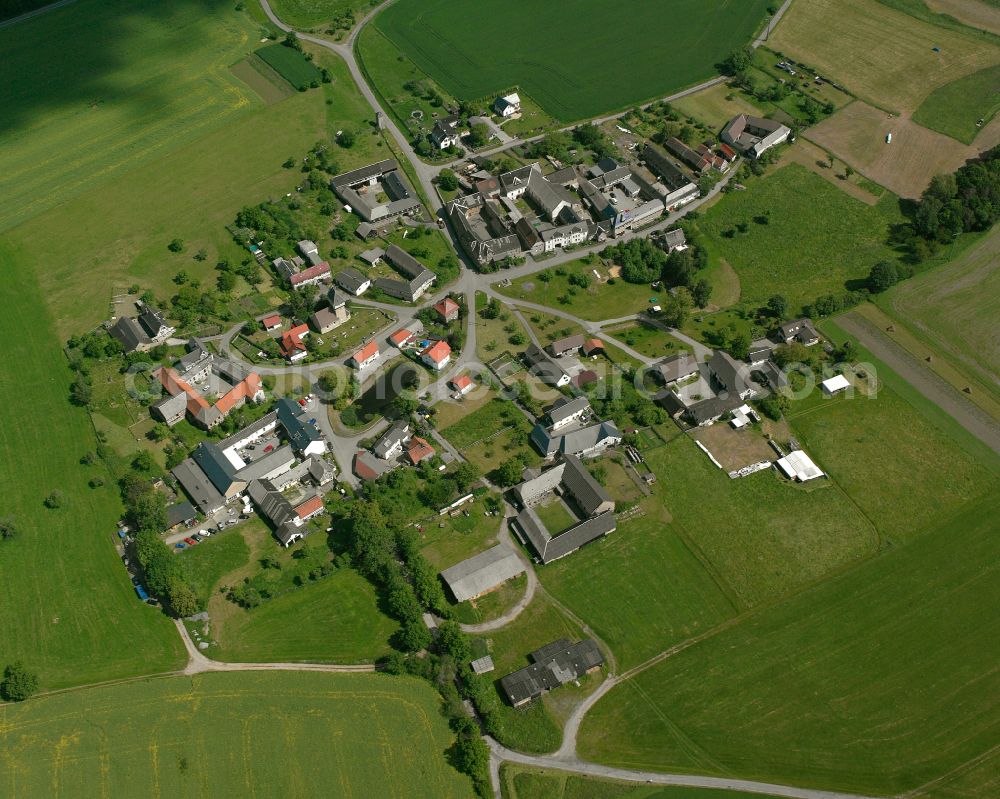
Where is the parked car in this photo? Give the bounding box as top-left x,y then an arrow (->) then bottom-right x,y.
183,537 -> 198,546
192,534 -> 203,543
200,529 -> 212,537
175,542 -> 186,549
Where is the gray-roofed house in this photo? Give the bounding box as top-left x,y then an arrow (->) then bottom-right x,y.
530,420 -> 621,459
546,396 -> 590,430
109,316 -> 152,353
331,159 -> 421,224
778,317 -> 820,346
546,334 -> 585,358
166,500 -> 197,529
276,397 -> 326,457
514,507 -> 617,563
499,638 -> 604,707
430,115 -> 460,149
440,544 -> 526,603
524,344 -> 571,388
655,352 -> 700,385
358,247 -> 384,266
709,350 -> 759,401
310,304 -> 349,334
721,115 -> 791,159
191,442 -> 246,499
171,458 -> 225,515
334,267 -> 371,296
372,421 -> 410,460
378,245 -> 435,302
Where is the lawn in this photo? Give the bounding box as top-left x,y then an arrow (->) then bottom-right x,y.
534,496 -> 577,535
603,322 -> 691,360
255,43 -> 323,91
577,496 -> 1000,797
175,527 -> 251,606
500,766 -> 788,799
670,82 -> 766,133
475,296 -> 531,361
913,63 -> 1000,143
0,0 -> 270,233
0,241 -> 185,690
373,0 -> 773,122
879,225 -> 1000,405
1,49 -> 384,339
0,672 -> 475,798
769,0 -> 1000,115
201,522 -> 397,664
419,496 -> 503,571
440,396 -> 533,450
691,163 -> 904,312
496,257 -> 664,322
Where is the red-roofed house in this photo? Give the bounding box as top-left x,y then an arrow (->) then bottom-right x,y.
389,328 -> 414,347
582,338 -> 605,357
351,341 -> 381,370
719,143 -> 738,163
151,365 -> 263,430
421,340 -> 451,371
353,450 -> 384,481
406,436 -> 435,465
294,495 -> 325,523
434,297 -> 460,323
289,261 -> 331,289
216,372 -> 264,414
449,374 -> 473,395
262,314 -> 282,332
280,324 -> 310,362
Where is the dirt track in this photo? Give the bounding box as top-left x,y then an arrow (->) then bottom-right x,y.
839,312 -> 1000,455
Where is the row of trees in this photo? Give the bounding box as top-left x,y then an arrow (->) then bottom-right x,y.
912,147 -> 1000,243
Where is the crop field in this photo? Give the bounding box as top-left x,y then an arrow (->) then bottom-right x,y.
807,100 -> 999,198
913,64 -> 1000,143
1,51 -> 381,338
372,0 -> 773,121
691,163 -> 903,312
578,496 -> 1000,797
0,241 -> 185,690
879,227 -> 1000,404
0,672 -> 474,798
788,385 -> 998,543
0,0 -> 271,233
769,0 -> 1000,115
256,43 -> 323,90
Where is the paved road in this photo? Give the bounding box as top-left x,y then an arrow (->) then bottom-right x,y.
839,312 -> 1000,455
489,740 -> 885,799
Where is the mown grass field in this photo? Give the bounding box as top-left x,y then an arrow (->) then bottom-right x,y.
879,226 -> 1000,405
913,63 -> 1000,143
769,0 -> 1000,114
0,672 -> 475,798
373,0 -> 773,121
788,388 -> 998,544
0,0 -> 268,233
578,496 -> 1000,796
538,486 -> 737,671
0,241 -> 185,690
692,164 -> 904,312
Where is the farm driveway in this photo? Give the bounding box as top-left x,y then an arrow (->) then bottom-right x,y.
838,311 -> 1000,455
